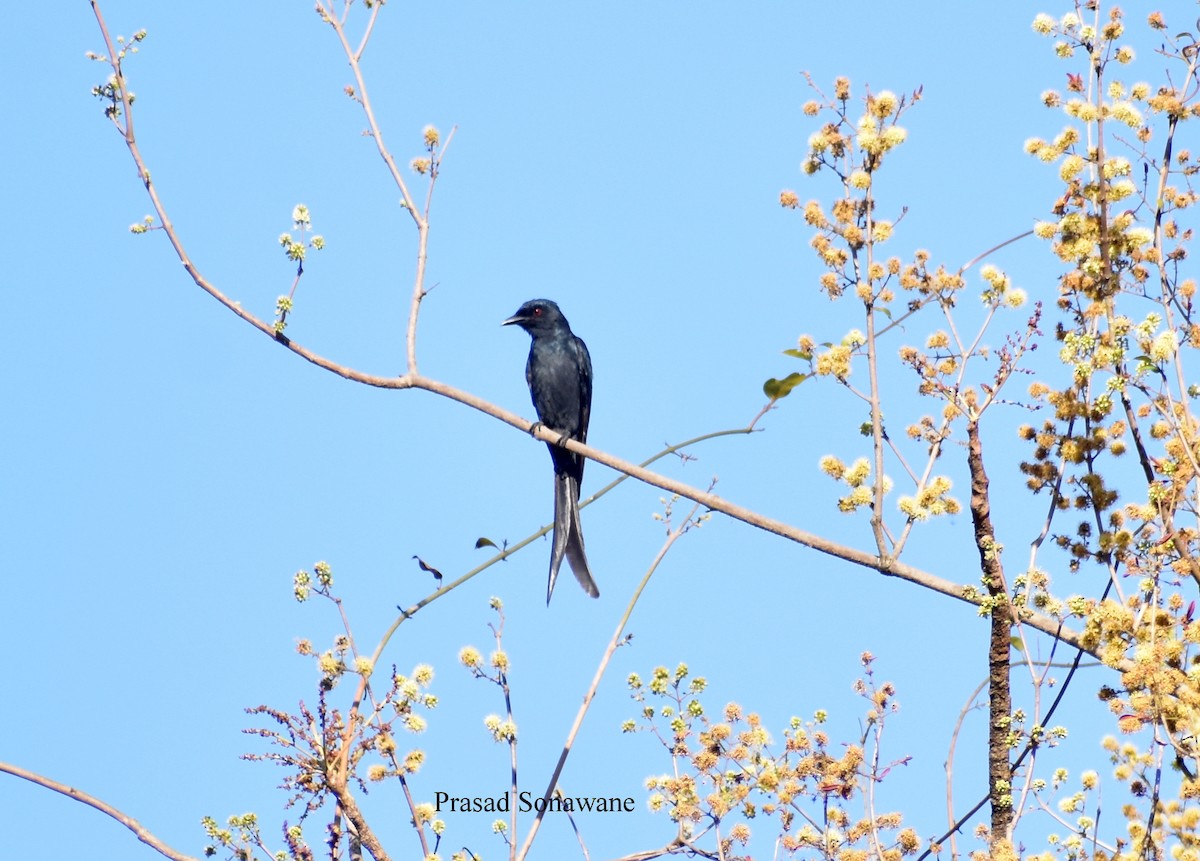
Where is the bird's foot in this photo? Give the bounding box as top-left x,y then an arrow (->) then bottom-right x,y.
529,421 -> 573,449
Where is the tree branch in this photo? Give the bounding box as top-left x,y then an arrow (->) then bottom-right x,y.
89,0 -> 1102,660
0,761 -> 200,861
966,420 -> 1013,842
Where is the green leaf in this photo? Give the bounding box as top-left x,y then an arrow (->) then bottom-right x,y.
1010,636 -> 1025,654
763,372 -> 809,400
475,537 -> 498,550
782,348 -> 812,360
1134,355 -> 1167,378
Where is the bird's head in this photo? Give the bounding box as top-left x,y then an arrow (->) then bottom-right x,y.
501,299 -> 568,335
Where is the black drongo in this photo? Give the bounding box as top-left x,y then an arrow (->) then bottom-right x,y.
502,299 -> 599,603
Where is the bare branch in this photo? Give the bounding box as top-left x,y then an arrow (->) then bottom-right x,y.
0,761 -> 200,861
88,0 -> 1096,662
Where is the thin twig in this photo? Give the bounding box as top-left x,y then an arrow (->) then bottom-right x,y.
342,421 -> 767,728
944,676 -> 988,861
514,499 -> 706,860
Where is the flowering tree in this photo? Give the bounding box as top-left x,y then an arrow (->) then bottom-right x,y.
772,7 -> 1200,857
7,3 -> 1200,860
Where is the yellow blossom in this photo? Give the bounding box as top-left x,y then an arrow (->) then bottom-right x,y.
870,90 -> 898,118
882,126 -> 907,149
1110,101 -> 1143,127
820,455 -> 846,479
839,485 -> 873,512
1101,156 -> 1131,178
458,646 -> 482,669
845,458 -> 871,485
1059,154 -> 1085,181
1109,179 -> 1135,200
1150,330 -> 1178,361
803,200 -> 827,226
1032,13 -> 1055,34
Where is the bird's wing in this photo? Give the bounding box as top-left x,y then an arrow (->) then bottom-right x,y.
574,334 -> 593,483
575,335 -> 592,445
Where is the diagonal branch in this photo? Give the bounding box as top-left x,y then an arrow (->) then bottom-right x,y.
0,761 -> 200,861
88,1 -> 1103,665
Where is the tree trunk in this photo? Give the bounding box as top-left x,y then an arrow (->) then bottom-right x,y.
967,420 -> 1013,842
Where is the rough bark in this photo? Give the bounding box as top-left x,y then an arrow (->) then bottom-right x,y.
967,420 -> 1013,841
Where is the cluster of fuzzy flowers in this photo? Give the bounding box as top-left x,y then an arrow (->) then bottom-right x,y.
483,713 -> 518,742
819,455 -> 893,513
626,659 -> 918,857
807,330 -> 866,381
785,82 -> 915,319
856,89 -> 908,158
1129,311 -> 1180,364
978,264 -> 1028,308
800,83 -> 908,176
897,476 -> 961,521
293,560 -> 334,602
1022,9 -> 1195,295
411,125 -> 442,174
279,204 -> 325,262
362,663 -> 438,792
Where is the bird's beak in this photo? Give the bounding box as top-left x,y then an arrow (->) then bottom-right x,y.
501,314 -> 523,327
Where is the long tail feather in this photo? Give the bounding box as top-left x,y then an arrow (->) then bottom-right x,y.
547,474 -> 599,602
564,480 -> 598,598
547,475 -> 572,604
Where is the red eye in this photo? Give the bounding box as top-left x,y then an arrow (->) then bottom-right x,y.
533,307 -> 543,316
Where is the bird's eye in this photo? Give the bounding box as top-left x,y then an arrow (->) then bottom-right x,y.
533,307 -> 543,316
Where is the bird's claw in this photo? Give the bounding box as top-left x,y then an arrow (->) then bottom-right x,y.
528,421 -> 574,450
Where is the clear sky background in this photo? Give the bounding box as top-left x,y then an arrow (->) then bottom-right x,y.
0,2 -> 1159,859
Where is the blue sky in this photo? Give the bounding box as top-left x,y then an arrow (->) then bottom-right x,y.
1,2 -> 1142,858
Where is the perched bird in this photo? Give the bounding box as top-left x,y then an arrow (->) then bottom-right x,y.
502,299 -> 599,603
